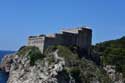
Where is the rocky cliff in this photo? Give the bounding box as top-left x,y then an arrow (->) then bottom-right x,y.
93,36 -> 125,83
1,46 -> 112,83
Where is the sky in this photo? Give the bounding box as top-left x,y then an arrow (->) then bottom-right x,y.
0,0 -> 125,51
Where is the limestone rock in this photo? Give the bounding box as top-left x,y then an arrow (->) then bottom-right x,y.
7,49 -> 74,83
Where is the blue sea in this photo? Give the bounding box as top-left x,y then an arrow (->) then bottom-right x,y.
0,71 -> 9,83
0,51 -> 15,83
0,56 -> 9,83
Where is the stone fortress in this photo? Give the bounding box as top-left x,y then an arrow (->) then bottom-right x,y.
28,27 -> 92,54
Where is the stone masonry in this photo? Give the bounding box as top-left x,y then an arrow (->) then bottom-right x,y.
28,27 -> 92,54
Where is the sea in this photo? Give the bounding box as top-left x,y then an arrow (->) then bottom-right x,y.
0,51 -> 15,83
0,71 -> 9,83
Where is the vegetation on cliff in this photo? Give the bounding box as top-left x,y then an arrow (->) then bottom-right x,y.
44,45 -> 112,83
17,46 -> 44,65
93,36 -> 125,77
15,45 -> 112,83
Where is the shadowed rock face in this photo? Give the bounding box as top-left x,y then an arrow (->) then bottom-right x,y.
0,55 -> 14,72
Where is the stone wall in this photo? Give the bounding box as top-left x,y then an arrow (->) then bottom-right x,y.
28,27 -> 92,54
61,32 -> 77,46
77,28 -> 92,50
28,36 -> 45,53
44,37 -> 57,49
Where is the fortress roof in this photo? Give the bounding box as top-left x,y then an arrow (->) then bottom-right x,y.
46,34 -> 56,38
28,27 -> 92,39
61,27 -> 91,34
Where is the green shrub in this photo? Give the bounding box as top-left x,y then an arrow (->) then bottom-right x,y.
70,67 -> 82,83
45,45 -> 111,83
28,47 -> 44,66
17,46 -> 44,66
94,36 -> 125,77
17,46 -> 33,56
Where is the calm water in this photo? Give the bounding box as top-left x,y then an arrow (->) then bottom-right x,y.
0,71 -> 9,83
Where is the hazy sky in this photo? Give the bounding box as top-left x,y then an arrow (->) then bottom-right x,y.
0,0 -> 125,50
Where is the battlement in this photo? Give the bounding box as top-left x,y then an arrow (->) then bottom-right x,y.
28,27 -> 92,54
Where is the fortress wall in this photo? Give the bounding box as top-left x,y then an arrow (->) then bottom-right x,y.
62,32 -> 78,46
77,29 -> 92,52
28,36 -> 45,53
44,32 -> 78,50
28,27 -> 92,54
44,37 -> 58,49
55,34 -> 63,45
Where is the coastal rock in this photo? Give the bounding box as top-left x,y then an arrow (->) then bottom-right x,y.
0,54 -> 14,72
1,46 -> 113,83
7,49 -> 74,83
